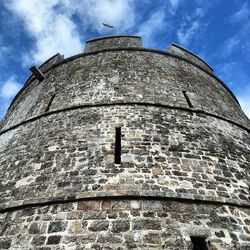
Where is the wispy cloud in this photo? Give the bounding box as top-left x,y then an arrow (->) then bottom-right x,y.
226,2 -> 250,61
169,0 -> 181,14
222,37 -> 240,56
176,6 -> 206,46
137,0 -> 183,48
177,20 -> 200,46
230,2 -> 249,23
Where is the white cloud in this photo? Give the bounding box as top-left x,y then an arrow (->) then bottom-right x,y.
6,0 -> 82,65
0,76 -> 22,99
6,0 -> 138,65
169,0 -> 181,14
237,85 -> 250,119
239,97 -> 250,119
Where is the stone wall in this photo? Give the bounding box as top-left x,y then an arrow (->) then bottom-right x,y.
0,36 -> 249,249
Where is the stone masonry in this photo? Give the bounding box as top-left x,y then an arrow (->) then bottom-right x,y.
0,35 -> 249,249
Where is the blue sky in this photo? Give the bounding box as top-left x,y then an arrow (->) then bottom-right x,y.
0,0 -> 249,119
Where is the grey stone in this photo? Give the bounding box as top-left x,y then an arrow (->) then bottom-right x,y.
48,221 -> 67,233
112,220 -> 130,233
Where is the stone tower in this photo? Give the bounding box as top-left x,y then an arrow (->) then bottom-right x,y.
0,35 -> 249,249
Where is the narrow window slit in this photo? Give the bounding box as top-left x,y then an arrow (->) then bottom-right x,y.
182,90 -> 193,108
45,94 -> 55,112
191,236 -> 208,250
115,127 -> 121,164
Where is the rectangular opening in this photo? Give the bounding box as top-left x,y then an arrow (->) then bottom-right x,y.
115,127 -> 121,164
182,90 -> 193,108
191,236 -> 208,250
45,94 -> 55,112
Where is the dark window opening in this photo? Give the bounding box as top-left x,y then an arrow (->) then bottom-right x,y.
115,127 -> 121,164
45,94 -> 55,112
191,236 -> 208,250
182,90 -> 193,108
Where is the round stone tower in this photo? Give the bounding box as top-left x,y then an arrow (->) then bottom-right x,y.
0,35 -> 249,249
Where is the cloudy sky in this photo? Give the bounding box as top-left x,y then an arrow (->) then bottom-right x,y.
0,0 -> 249,118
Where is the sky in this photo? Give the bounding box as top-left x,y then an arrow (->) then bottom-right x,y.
0,0 -> 249,119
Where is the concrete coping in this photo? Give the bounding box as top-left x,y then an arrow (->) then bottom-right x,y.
85,35 -> 141,43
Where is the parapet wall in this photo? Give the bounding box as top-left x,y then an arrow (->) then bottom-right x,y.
167,43 -> 213,73
84,35 -> 142,52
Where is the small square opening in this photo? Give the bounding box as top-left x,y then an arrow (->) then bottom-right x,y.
191,236 -> 208,250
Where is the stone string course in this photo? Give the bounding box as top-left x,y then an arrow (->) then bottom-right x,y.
0,36 -> 249,249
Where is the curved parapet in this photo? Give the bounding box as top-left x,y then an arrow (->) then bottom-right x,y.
0,35 -> 249,249
167,43 -> 213,73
